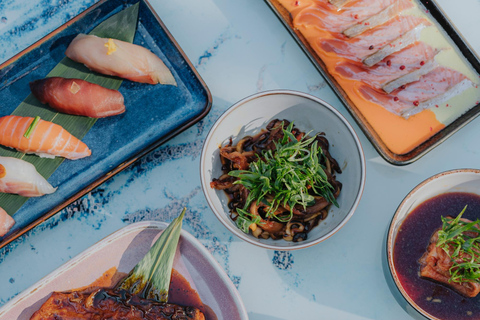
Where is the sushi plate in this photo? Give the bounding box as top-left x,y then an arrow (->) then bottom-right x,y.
0,221 -> 249,320
0,0 -> 211,246
265,0 -> 480,165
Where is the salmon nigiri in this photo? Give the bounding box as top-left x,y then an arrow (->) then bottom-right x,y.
0,156 -> 56,197
65,34 -> 177,86
30,77 -> 125,118
0,116 -> 91,160
0,207 -> 14,237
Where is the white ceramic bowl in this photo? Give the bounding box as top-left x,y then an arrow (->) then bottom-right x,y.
200,90 -> 366,250
387,169 -> 480,320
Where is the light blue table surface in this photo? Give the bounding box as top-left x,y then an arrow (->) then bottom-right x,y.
0,0 -> 479,319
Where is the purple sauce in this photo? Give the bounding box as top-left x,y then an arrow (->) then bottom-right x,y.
393,192 -> 480,320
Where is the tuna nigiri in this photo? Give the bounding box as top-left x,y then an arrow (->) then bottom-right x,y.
65,34 -> 177,86
0,116 -> 91,160
30,77 -> 125,118
0,156 -> 56,197
0,207 -> 14,237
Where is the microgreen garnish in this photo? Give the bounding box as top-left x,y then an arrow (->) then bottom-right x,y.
23,116 -> 41,139
436,206 -> 480,284
229,122 -> 337,233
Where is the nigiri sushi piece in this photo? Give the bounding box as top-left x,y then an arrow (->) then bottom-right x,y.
65,34 -> 177,86
0,207 -> 14,237
30,77 -> 125,118
0,156 -> 57,197
0,116 -> 91,160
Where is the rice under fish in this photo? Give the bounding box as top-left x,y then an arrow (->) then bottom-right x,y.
65,34 -> 177,86
0,156 -> 56,197
30,77 -> 125,118
0,116 -> 91,160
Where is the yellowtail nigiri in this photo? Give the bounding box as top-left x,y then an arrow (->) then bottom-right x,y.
65,34 -> 177,86
0,207 -> 14,237
30,77 -> 125,118
0,156 -> 56,197
0,116 -> 91,160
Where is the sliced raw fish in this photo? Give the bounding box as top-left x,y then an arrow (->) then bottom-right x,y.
0,207 -> 14,237
359,66 -> 474,118
0,116 -> 91,160
0,156 -> 56,197
65,34 -> 176,86
343,0 -> 414,38
30,77 -> 125,118
382,58 -> 438,93
319,15 -> 427,61
294,0 -> 398,33
335,42 -> 438,89
328,0 -> 354,8
363,23 -> 426,67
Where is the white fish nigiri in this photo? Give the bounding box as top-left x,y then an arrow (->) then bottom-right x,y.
0,156 -> 57,197
0,207 -> 14,237
65,34 -> 177,86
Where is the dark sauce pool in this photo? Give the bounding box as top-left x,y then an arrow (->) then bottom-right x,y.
393,192 -> 480,320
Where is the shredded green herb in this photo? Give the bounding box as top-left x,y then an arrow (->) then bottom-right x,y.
23,116 -> 41,139
437,206 -> 480,284
228,122 -> 337,233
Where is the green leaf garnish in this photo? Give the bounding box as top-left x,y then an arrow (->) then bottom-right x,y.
116,208 -> 185,302
23,116 -> 41,139
436,206 -> 480,284
229,122 -> 338,233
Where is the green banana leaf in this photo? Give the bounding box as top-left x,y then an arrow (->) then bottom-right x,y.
117,208 -> 186,302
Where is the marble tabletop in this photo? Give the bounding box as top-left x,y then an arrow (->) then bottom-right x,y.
0,0 -> 480,319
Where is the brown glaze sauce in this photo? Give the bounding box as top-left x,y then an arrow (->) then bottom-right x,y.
393,192 -> 480,320
79,267 -> 217,320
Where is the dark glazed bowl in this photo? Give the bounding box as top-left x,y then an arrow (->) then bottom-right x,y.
387,169 -> 480,320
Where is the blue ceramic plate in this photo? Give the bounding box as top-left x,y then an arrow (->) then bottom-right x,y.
0,0 -> 211,245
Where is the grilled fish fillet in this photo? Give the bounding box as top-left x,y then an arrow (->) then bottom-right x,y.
419,222 -> 480,298
30,289 -> 205,320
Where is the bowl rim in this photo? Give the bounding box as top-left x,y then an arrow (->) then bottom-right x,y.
200,89 -> 366,250
386,168 -> 480,320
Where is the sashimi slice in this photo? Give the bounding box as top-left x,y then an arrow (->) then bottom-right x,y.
294,0 -> 398,33
382,58 -> 438,93
329,0 -> 354,8
0,156 -> 57,197
343,0 -> 414,38
0,207 -> 14,237
359,66 -> 474,118
276,0 -> 318,19
0,116 -> 91,160
319,15 -> 428,61
65,34 -> 176,86
363,24 -> 426,67
30,77 -> 125,118
335,42 -> 438,89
